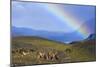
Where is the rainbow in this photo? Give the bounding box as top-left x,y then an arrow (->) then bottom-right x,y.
42,4 -> 90,38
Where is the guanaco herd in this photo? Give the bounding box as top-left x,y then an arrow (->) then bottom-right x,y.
12,48 -> 59,61
37,50 -> 59,61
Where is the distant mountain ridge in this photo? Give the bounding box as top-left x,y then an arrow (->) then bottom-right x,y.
12,26 -> 95,43
12,26 -> 86,43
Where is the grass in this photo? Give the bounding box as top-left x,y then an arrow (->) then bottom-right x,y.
11,36 -> 96,66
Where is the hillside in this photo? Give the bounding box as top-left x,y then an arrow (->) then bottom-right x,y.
11,36 -> 96,66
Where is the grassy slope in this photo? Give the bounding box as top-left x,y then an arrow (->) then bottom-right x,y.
69,40 -> 96,62
12,36 -> 96,66
12,36 -> 71,51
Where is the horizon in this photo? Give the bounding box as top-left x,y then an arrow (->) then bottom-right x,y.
12,26 -> 95,35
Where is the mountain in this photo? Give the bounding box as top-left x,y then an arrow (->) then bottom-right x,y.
86,34 -> 96,40
12,26 -> 85,43
69,34 -> 96,44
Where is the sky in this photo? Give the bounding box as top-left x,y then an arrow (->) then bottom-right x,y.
12,1 -> 96,37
